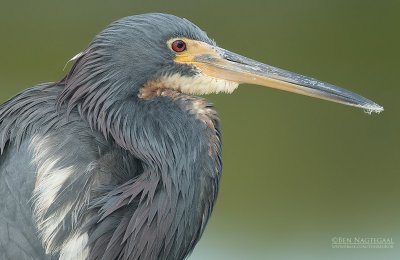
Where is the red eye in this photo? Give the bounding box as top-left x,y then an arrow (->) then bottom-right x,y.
171,40 -> 187,52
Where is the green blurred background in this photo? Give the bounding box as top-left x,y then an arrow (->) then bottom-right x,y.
1,0 -> 399,259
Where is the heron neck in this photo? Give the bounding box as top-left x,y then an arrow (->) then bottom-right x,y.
86,91 -> 222,258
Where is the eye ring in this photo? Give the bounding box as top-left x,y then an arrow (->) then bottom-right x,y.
171,40 -> 187,52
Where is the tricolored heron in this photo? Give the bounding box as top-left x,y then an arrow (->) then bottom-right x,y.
0,13 -> 383,260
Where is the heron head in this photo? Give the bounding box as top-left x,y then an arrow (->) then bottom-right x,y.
60,13 -> 383,114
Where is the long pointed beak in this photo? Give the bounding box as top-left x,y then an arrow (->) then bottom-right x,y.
174,39 -> 383,114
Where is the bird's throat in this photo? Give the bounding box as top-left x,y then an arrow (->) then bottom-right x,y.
139,73 -> 238,99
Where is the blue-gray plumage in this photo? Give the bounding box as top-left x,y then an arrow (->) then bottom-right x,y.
0,13 -> 382,260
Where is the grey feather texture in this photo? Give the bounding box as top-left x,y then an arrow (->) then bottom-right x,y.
0,13 -> 222,260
